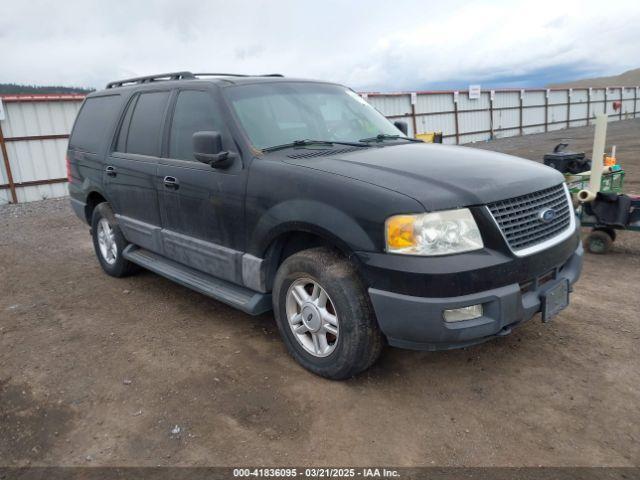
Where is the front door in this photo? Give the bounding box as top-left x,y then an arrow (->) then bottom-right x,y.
157,88 -> 247,284
104,90 -> 171,253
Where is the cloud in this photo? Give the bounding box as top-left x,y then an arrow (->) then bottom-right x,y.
1,0 -> 638,90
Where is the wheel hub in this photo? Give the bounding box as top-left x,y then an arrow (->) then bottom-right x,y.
301,303 -> 322,332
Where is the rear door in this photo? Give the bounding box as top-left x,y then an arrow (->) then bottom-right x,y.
157,88 -> 247,284
67,94 -> 122,215
104,90 -> 171,253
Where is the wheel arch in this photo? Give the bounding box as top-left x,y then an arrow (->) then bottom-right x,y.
260,223 -> 365,292
84,190 -> 108,224
251,200 -> 377,255
249,199 -> 378,292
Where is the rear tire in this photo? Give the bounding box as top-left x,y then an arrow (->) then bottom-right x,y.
273,247 -> 384,379
91,202 -> 139,277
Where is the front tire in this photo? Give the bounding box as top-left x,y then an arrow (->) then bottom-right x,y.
91,202 -> 138,277
273,247 -> 384,379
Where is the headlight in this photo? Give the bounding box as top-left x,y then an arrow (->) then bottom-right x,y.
385,208 -> 483,256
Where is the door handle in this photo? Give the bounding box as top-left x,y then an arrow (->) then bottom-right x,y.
163,176 -> 179,189
105,166 -> 117,177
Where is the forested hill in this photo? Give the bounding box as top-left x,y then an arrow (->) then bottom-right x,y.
0,83 -> 93,95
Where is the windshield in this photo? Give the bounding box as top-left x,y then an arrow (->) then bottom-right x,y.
224,82 -> 403,150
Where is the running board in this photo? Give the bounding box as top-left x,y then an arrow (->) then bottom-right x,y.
123,246 -> 272,315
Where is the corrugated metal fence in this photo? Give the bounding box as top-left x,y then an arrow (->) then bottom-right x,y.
1,86 -> 639,204
0,94 -> 83,204
364,86 -> 640,143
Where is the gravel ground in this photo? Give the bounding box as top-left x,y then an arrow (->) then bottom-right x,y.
1,119 -> 639,467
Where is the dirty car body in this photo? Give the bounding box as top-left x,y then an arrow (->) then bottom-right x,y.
67,73 -> 582,377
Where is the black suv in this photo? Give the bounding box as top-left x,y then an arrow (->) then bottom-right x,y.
68,71 -> 583,379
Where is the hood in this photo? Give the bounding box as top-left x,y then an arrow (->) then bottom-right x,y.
283,143 -> 565,211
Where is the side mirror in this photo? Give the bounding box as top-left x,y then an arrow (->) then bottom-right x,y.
193,131 -> 232,168
393,120 -> 409,136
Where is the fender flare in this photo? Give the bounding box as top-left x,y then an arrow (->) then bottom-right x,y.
251,199 -> 377,257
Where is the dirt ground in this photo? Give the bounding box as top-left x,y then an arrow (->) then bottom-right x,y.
1,119 -> 639,467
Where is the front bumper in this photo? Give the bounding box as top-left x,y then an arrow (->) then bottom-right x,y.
368,242 -> 583,351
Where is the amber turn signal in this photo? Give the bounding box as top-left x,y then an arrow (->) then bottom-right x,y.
385,215 -> 417,249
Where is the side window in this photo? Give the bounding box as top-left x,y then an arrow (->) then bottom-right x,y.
120,91 -> 170,157
115,96 -> 137,152
69,95 -> 122,153
169,90 -> 224,161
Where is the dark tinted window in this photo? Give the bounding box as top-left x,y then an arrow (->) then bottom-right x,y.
69,95 -> 122,153
115,96 -> 137,152
124,91 -> 170,156
169,90 -> 224,161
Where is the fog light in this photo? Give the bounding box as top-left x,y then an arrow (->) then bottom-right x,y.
443,304 -> 483,322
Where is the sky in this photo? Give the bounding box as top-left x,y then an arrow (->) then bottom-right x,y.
1,0 -> 639,92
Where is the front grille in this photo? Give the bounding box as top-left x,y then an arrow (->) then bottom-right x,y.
487,183 -> 571,252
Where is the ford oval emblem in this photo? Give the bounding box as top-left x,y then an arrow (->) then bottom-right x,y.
538,208 -> 556,223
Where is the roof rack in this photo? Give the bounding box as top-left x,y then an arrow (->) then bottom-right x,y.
193,73 -> 284,78
105,71 -> 285,89
106,71 -> 195,89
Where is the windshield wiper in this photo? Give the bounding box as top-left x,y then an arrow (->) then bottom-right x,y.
261,139 -> 368,152
359,134 -> 423,143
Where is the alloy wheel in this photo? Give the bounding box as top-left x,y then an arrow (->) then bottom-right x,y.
97,218 -> 118,265
285,278 -> 339,357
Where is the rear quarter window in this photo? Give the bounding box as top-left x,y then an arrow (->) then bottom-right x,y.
69,95 -> 122,153
121,91 -> 170,157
